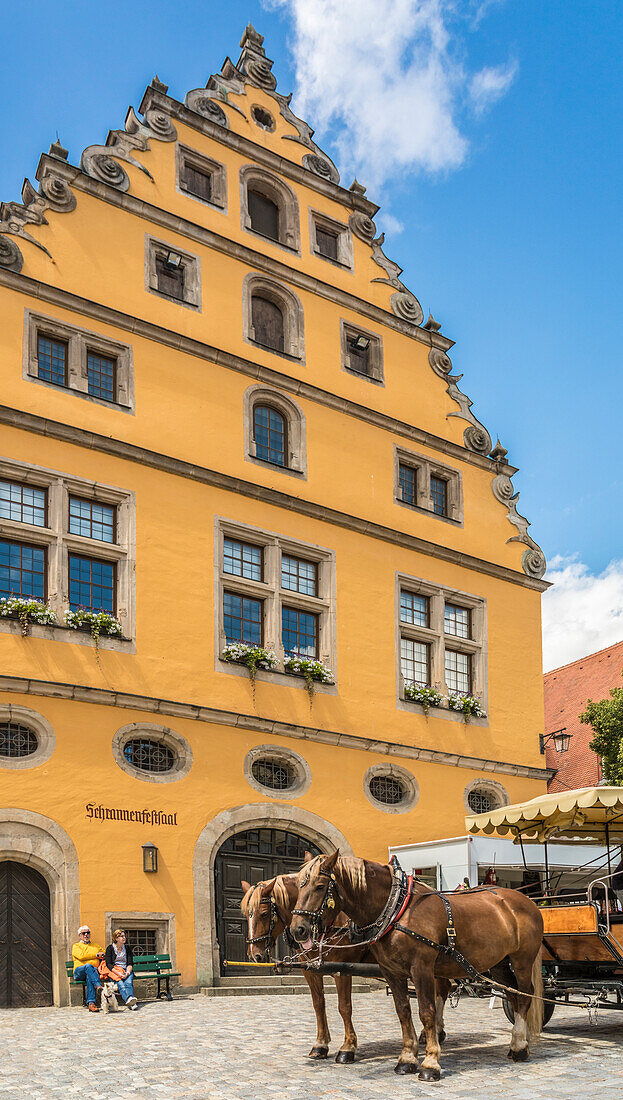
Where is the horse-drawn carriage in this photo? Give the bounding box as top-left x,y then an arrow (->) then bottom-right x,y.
466,786 -> 623,1022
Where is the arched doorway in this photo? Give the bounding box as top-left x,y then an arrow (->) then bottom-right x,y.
215,827 -> 320,972
0,861 -> 53,1007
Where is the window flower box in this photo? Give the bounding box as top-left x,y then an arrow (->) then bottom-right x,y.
222,643 -> 279,701
65,609 -> 123,654
448,693 -> 487,722
0,597 -> 57,635
403,684 -> 444,715
284,655 -> 333,706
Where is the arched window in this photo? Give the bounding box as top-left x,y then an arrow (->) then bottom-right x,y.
251,295 -> 284,353
248,189 -> 280,241
253,405 -> 287,467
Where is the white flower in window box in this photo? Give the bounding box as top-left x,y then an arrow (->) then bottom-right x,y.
448,692 -> 487,722
222,643 -> 279,702
283,655 -> 333,707
0,597 -> 57,635
403,684 -> 444,716
65,608 -> 123,655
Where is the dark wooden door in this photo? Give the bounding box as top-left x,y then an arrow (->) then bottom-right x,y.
0,861 -> 53,1007
215,828 -> 320,974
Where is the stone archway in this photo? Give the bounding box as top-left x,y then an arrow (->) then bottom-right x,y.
193,803 -> 352,988
0,809 -> 80,1007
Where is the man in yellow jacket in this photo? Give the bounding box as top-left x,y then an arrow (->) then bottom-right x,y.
72,925 -> 104,1011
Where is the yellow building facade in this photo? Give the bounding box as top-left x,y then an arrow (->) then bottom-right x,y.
0,26 -> 549,1006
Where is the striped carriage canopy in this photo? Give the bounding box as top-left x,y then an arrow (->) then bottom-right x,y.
465,786 -> 623,843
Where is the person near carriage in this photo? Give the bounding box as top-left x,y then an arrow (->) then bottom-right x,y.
101,929 -> 138,1010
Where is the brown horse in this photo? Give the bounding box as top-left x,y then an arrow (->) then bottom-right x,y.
291,853 -> 543,1081
241,874 -> 369,1062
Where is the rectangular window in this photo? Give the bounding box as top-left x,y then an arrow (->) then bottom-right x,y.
182,164 -> 212,202
282,606 -> 318,657
87,351 -> 116,402
37,334 -> 67,386
444,603 -> 470,639
347,337 -> 370,376
0,540 -> 46,600
341,322 -> 384,384
315,226 -> 338,261
281,555 -> 317,596
400,590 -> 428,627
125,929 -> 157,957
223,538 -> 262,582
0,480 -> 46,527
69,497 -> 115,544
398,463 -> 417,506
155,256 -> 185,301
445,649 -> 470,693
68,554 -> 115,612
430,475 -> 448,517
401,637 -> 429,686
223,591 -> 262,645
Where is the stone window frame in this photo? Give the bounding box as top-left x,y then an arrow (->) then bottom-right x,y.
0,456 -> 135,648
243,385 -> 307,479
251,104 -> 276,132
175,142 -> 227,211
242,273 -> 305,362
0,704 -> 55,771
394,445 -> 463,526
145,234 -> 202,311
363,763 -> 419,815
243,744 -> 312,800
104,911 -> 177,972
463,778 -> 510,814
23,310 -> 134,412
395,571 -> 488,723
239,164 -> 301,255
112,722 -> 193,784
214,516 -> 337,691
340,319 -> 384,384
308,208 -> 354,270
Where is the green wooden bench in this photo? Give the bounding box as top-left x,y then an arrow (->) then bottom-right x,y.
66,954 -> 181,1003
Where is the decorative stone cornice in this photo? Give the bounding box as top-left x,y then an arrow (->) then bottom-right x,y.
0,675 -> 553,781
0,401 -> 548,591
491,464 -> 547,580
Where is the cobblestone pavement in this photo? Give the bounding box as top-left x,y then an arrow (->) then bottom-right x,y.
1,990 -> 622,1100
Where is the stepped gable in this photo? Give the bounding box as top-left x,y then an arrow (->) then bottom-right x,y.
0,24 -> 545,581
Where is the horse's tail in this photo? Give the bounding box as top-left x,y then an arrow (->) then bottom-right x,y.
527,948 -> 543,1038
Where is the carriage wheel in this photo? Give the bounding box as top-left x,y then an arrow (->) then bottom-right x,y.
502,994 -> 555,1028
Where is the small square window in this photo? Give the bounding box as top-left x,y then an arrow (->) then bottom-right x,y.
224,538 -> 262,582
176,146 -> 226,210
87,351 -> 116,402
315,227 -> 338,261
282,555 -> 317,596
0,481 -> 46,527
445,603 -> 470,639
400,590 -> 428,627
430,475 -> 448,517
69,498 -> 115,543
37,334 -> 67,386
398,464 -> 417,506
155,255 -> 185,301
0,539 -> 46,600
400,637 -> 429,686
182,163 -> 212,202
340,321 -> 383,384
282,606 -> 318,657
224,591 -> 262,645
68,554 -> 115,612
446,649 -> 470,693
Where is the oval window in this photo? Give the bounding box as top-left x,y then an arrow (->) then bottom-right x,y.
467,788 -> 497,815
368,774 -> 407,806
123,739 -> 175,773
0,721 -> 38,758
251,756 -> 295,791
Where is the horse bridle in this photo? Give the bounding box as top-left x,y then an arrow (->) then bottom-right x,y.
245,885 -> 289,948
292,866 -> 342,941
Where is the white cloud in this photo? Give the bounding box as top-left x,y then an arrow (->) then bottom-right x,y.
377,212 -> 405,235
542,556 -> 623,672
268,0 -> 517,188
469,61 -> 517,115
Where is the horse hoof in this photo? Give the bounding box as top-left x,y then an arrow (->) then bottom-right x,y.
439,1029 -> 446,1044
394,1061 -> 418,1075
335,1050 -> 355,1064
419,1066 -> 441,1082
309,1047 -> 329,1059
508,1047 -> 529,1062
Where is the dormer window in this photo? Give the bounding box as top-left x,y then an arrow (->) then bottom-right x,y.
248,189 -> 280,242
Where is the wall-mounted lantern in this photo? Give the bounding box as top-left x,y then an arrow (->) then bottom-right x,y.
540,727 -> 571,754
142,842 -> 158,873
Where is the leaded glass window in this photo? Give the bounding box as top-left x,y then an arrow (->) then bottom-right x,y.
0,540 -> 46,600
400,590 -> 428,627
400,637 -> 429,686
281,555 -> 316,596
445,603 -> 469,639
254,405 -> 287,466
68,554 -> 115,612
445,649 -> 470,693
69,497 -> 115,543
430,475 -> 448,516
282,606 -> 317,657
37,334 -> 67,386
0,481 -> 46,526
399,463 -> 417,506
224,591 -> 262,645
223,538 -> 262,581
87,351 -> 116,402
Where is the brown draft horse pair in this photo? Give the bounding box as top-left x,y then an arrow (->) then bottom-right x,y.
290,852 -> 544,1082
241,874 -> 372,1062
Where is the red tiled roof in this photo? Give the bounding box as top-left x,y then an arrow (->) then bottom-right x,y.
544,639 -> 623,791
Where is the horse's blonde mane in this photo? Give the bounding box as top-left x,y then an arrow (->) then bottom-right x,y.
240,875 -> 293,916
272,875 -> 292,912
299,854 -> 367,892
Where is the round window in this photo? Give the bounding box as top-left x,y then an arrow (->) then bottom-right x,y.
467,788 -> 497,815
123,739 -> 175,774
369,774 -> 407,806
0,721 -> 38,758
251,756 -> 295,791
252,105 -> 275,131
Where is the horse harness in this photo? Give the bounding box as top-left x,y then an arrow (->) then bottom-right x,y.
246,885 -> 292,948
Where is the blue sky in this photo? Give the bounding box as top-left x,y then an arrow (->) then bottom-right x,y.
1,1 -> 622,668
